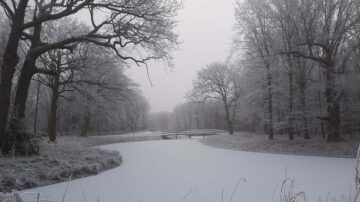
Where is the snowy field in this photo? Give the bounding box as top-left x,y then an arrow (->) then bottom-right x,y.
21,140 -> 356,202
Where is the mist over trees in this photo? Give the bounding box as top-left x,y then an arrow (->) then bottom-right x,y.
188,63 -> 242,134
150,0 -> 360,142
148,101 -> 229,132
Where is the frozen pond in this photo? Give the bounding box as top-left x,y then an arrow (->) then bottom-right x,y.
22,140 -> 356,202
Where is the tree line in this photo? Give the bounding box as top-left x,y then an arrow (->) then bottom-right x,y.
0,0 -> 181,155
151,0 -> 360,142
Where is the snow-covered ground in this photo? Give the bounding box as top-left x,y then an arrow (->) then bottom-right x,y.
202,132 -> 360,158
21,140 -> 356,202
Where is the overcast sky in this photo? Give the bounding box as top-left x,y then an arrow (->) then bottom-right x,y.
126,0 -> 236,113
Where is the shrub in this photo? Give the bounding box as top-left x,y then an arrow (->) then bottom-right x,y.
1,130 -> 41,156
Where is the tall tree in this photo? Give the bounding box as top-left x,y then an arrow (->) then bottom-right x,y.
37,45 -> 97,141
190,62 -> 241,135
280,0 -> 360,141
234,0 -> 276,139
0,0 -> 29,147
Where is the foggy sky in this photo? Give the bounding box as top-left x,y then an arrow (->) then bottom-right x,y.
126,0 -> 236,113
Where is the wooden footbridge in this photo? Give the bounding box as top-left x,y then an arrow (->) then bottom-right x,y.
161,129 -> 225,139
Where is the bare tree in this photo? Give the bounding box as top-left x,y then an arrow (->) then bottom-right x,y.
234,0 -> 277,139
69,64 -> 137,136
36,44 -> 97,141
231,0 -> 360,141
190,62 -> 241,134
0,0 -> 181,153
0,0 -> 29,146
268,0 -> 316,139
38,41 -> 140,141
280,0 -> 360,141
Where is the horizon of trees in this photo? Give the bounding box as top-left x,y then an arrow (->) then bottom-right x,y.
150,0 -> 360,142
3,0 -> 360,157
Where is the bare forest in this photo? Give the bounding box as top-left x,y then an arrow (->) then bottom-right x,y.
1,0 -> 360,201
150,0 -> 360,144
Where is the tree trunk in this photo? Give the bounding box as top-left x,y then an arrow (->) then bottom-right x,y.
325,64 -> 341,141
0,51 -> 18,143
299,83 -> 310,139
195,109 -> 200,129
232,99 -> 238,133
33,79 -> 41,134
288,70 -> 295,140
8,57 -> 36,131
276,91 -> 284,136
318,67 -> 326,139
183,111 -> 188,130
298,70 -> 310,139
266,66 -> 274,139
80,109 -> 91,137
48,76 -> 59,142
343,90 -> 353,138
0,0 -> 29,150
224,103 -> 234,135
188,109 -> 192,129
8,21 -> 43,134
318,91 -> 326,139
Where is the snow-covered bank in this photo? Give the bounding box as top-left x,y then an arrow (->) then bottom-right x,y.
201,132 -> 360,158
0,138 -> 121,193
0,131 -> 164,193
21,140 -> 355,202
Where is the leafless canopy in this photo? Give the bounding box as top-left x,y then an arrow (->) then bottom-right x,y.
0,0 -> 181,66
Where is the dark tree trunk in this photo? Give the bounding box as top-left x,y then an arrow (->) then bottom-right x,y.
48,75 -> 60,142
266,66 -> 274,139
80,110 -> 91,137
288,69 -> 295,140
298,69 -> 310,139
33,79 -> 41,134
325,63 -> 341,141
0,0 -> 29,150
343,90 -> 353,138
318,67 -> 326,139
9,57 -> 36,131
299,83 -> 310,139
9,21 -> 43,133
0,52 -> 18,143
232,99 -> 238,133
224,103 -> 234,135
276,92 -> 283,136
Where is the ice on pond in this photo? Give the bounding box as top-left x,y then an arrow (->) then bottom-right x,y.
22,140 -> 356,202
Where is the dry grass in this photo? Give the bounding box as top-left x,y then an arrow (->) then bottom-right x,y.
0,136 -> 122,193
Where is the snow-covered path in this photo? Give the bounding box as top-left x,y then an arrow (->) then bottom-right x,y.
22,140 -> 355,202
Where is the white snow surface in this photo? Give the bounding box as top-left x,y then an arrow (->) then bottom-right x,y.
21,140 -> 356,202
